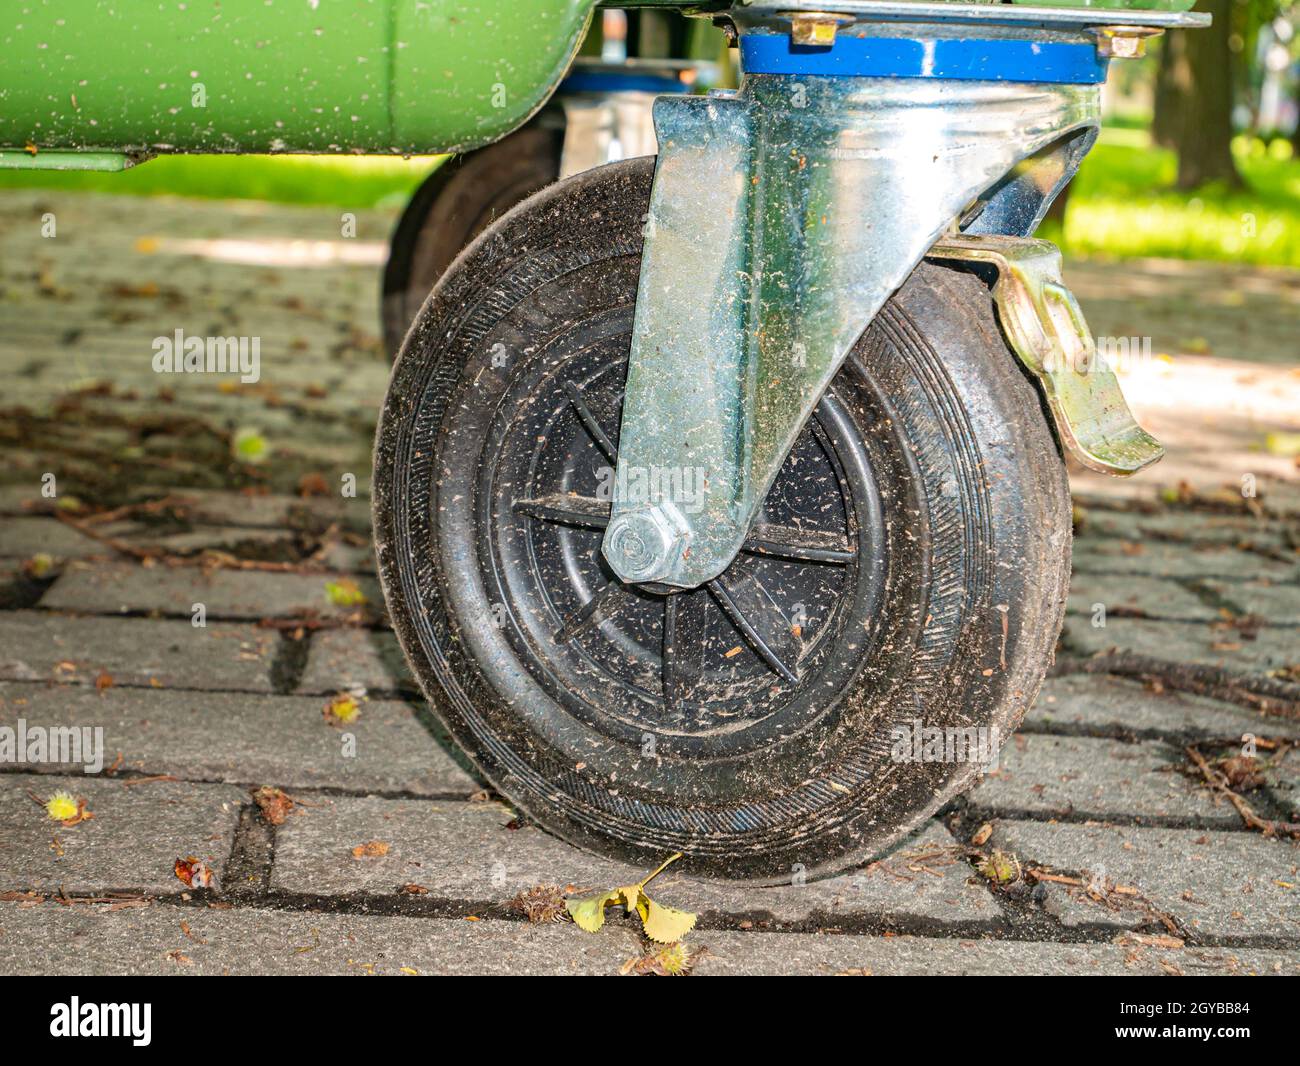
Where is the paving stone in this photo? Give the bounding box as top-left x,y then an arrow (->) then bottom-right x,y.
317,538 -> 375,574
0,611 -> 277,691
0,517 -> 104,559
0,487 -> 42,516
1,903 -> 1292,975
0,903 -> 629,976
40,561 -> 382,620
694,931 -> 1300,976
1069,256 -> 1300,371
1202,578 -> 1300,625
297,625 -> 415,694
176,489 -> 366,530
1028,674 -> 1300,740
1076,506 -> 1298,552
970,734 -> 1235,826
0,683 -> 478,797
0,773 -> 244,894
1062,617 -> 1300,676
1073,539 -> 1298,582
0,511 -> 371,568
117,525 -> 304,558
271,799 -> 1002,926
1263,750 -> 1300,822
1035,880 -> 1150,932
992,820 -> 1300,939
1066,573 -> 1217,621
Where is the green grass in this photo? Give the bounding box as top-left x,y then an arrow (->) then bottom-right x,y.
0,152 -> 442,209
1043,129 -> 1300,267
2,128 -> 1298,266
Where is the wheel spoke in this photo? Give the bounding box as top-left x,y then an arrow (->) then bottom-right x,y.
741,523 -> 855,565
554,581 -> 624,644
513,494 -> 853,565
513,493 -> 610,531
563,380 -> 618,465
707,568 -> 801,685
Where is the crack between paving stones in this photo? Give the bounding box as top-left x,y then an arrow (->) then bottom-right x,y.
0,765 -> 481,804
0,676 -> 422,701
941,802 -> 1212,948
1177,577 -> 1250,618
1017,720 -> 1298,747
1051,655 -> 1300,719
9,604 -> 392,630
1072,565 -> 1300,588
4,756 -> 1274,838
10,888 -> 1299,952
269,630 -> 312,695
1074,520 -> 1300,567
1061,608 -> 1293,627
964,805 -> 1253,833
220,802 -> 276,901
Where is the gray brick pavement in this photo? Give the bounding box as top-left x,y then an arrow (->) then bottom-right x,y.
991,821 -> 1300,940
0,773 -> 244,895
3,902 -> 1295,975
0,611 -> 278,691
269,797 -> 1001,927
1,189 -> 1297,974
0,682 -> 477,796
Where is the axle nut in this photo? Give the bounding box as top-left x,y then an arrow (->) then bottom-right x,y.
604,501 -> 691,582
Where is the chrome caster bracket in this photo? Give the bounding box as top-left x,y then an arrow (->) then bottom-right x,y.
602,2 -> 1203,589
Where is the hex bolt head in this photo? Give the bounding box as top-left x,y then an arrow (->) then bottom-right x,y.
604,501 -> 691,583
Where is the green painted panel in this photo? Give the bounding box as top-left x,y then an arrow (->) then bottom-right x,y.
0,0 -> 596,157
0,149 -> 141,171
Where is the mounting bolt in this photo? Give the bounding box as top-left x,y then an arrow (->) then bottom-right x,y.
604,500 -> 691,583
789,12 -> 850,48
1093,26 -> 1162,60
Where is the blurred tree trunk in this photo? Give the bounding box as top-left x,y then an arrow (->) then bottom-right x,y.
1153,0 -> 1243,189
1152,37 -> 1180,148
630,10 -> 674,57
1293,85 -> 1300,154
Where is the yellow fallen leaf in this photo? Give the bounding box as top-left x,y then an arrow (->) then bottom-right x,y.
325,578 -> 367,607
564,853 -> 697,942
567,891 -> 617,933
642,898 -> 697,944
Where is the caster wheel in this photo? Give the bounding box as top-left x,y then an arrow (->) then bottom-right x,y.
373,157 -> 1071,882
380,122 -> 562,358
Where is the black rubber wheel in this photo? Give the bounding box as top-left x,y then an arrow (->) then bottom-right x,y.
374,157 -> 1071,883
380,123 -> 563,358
